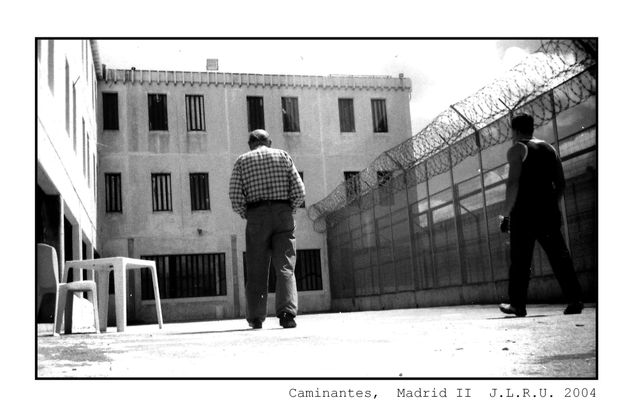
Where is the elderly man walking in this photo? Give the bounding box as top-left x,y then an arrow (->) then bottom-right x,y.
229,129 -> 305,329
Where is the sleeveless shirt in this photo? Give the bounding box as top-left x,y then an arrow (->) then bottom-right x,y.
511,139 -> 561,224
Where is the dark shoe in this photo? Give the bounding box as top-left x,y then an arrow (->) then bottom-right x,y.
564,302 -> 584,315
279,312 -> 297,329
248,319 -> 263,329
499,303 -> 527,317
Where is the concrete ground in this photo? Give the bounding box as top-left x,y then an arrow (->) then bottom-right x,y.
37,304 -> 596,378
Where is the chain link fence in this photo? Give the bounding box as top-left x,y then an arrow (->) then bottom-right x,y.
309,39 -> 597,309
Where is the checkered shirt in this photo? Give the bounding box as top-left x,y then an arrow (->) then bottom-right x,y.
229,146 -> 305,219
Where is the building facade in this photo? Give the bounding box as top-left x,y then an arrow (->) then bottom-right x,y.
37,39 -> 101,322
96,69 -> 412,323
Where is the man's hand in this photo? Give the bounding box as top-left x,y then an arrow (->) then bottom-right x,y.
499,215 -> 510,233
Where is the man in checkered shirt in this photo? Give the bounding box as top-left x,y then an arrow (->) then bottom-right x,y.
229,129 -> 305,329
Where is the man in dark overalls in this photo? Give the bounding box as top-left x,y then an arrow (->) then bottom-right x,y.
498,114 -> 584,317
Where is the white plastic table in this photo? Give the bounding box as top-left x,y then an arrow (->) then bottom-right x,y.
63,257 -> 163,333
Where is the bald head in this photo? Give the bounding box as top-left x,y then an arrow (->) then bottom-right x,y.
248,129 -> 272,149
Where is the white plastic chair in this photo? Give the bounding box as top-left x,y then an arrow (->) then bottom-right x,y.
37,243 -> 100,335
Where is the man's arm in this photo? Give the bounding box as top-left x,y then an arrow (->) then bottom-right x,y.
503,143 -> 525,217
288,160 -> 305,213
229,160 -> 247,219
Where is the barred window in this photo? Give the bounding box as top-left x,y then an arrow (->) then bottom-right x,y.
148,94 -> 168,130
338,98 -> 355,132
247,96 -> 265,131
186,95 -> 206,131
105,173 -> 122,213
190,173 -> 210,211
371,99 -> 388,132
141,253 -> 226,300
151,173 -> 172,212
298,172 -> 306,208
243,249 -> 322,293
103,92 -> 119,130
344,171 -> 360,201
282,97 -> 300,132
296,249 -> 323,291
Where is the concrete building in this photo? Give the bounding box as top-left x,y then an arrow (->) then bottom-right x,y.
96,68 -> 412,323
37,39 -> 101,322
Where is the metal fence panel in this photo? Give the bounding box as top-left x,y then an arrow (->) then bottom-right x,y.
318,40 -> 597,307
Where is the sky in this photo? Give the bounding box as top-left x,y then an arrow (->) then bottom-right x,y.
96,39 -> 543,134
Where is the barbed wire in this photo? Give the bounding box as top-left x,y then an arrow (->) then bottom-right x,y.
308,39 -> 597,233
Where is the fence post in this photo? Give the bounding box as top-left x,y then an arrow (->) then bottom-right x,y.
368,187 -> 383,303
450,106 -> 496,287
437,134 -> 466,300
344,210 -> 357,308
386,153 -> 419,298
424,161 -> 438,288
549,90 -> 572,252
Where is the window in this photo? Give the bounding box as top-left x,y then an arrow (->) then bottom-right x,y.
282,97 -> 300,132
344,171 -> 361,201
148,94 -> 168,130
65,60 -> 70,134
190,173 -> 210,211
243,249 -> 322,293
141,253 -> 226,300
186,95 -> 206,131
82,118 -> 86,176
84,41 -> 89,80
105,173 -> 122,213
338,98 -> 355,132
151,173 -> 172,212
371,99 -> 388,132
298,172 -> 306,208
93,155 -> 97,200
92,71 -> 96,110
87,138 -> 90,184
247,96 -> 265,131
377,170 -> 394,205
72,84 -> 77,151
47,40 -> 54,93
102,92 -> 119,130
296,249 -> 323,291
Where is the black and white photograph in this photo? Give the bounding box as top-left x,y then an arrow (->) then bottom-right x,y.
35,37 -> 597,378
6,0 -> 629,412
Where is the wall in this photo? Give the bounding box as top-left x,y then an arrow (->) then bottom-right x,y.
37,39 -> 99,267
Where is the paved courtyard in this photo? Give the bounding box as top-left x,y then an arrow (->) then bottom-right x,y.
37,304 -> 596,378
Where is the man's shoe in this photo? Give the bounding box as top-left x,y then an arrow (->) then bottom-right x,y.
499,303 -> 527,317
279,312 -> 297,329
564,302 -> 584,315
248,319 -> 263,329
